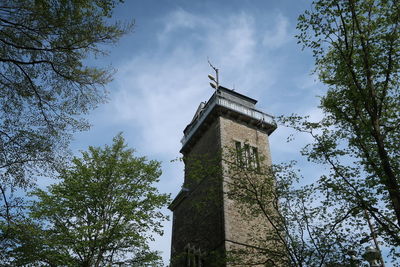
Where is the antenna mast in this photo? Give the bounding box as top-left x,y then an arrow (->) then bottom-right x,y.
207,59 -> 219,90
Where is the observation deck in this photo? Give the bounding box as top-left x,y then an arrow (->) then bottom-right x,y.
180,86 -> 276,153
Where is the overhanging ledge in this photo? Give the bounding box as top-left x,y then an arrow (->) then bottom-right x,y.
180,87 -> 277,154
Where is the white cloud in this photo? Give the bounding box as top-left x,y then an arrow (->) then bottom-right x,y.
207,13 -> 256,67
306,107 -> 324,122
262,13 -> 291,49
159,9 -> 257,67
112,56 -> 206,157
158,8 -> 208,40
110,9 -> 281,159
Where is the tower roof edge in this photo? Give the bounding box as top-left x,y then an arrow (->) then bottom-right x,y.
180,86 -> 276,152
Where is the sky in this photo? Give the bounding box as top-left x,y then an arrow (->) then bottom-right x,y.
68,0 -> 327,264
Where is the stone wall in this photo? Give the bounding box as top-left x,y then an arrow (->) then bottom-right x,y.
220,116 -> 273,266
171,112 -> 275,266
170,118 -> 226,266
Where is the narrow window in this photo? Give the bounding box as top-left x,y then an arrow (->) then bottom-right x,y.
186,246 -> 191,266
251,146 -> 260,170
185,244 -> 203,267
244,144 -> 250,167
235,141 -> 242,166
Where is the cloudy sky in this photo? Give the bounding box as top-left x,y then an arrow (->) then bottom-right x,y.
69,0 -> 327,264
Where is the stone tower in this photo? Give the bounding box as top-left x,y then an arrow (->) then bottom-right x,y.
169,86 -> 276,266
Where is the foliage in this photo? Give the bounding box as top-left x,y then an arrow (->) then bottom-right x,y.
222,0 -> 400,261
284,0 -> 400,263
170,153 -> 227,266
3,134 -> 169,266
0,0 -> 131,261
173,147 -> 383,266
0,0 -> 131,191
223,147 -> 370,266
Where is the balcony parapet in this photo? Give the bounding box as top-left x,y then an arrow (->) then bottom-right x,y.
181,89 -> 276,147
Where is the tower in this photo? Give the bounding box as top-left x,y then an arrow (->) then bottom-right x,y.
169,86 -> 276,266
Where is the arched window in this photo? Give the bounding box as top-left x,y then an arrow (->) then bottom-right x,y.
184,244 -> 205,267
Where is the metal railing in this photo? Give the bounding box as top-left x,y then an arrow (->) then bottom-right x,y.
181,94 -> 275,146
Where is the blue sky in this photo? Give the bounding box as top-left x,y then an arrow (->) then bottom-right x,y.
67,0 -> 328,264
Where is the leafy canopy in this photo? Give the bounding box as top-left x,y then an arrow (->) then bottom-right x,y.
7,134 -> 169,266
0,0 -> 131,189
288,0 -> 400,262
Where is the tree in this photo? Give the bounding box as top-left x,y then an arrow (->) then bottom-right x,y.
0,0 -> 131,256
218,1 -> 400,264
285,0 -> 400,262
0,0 -> 130,195
175,146 -> 367,266
222,148 -> 368,267
5,134 -> 170,266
